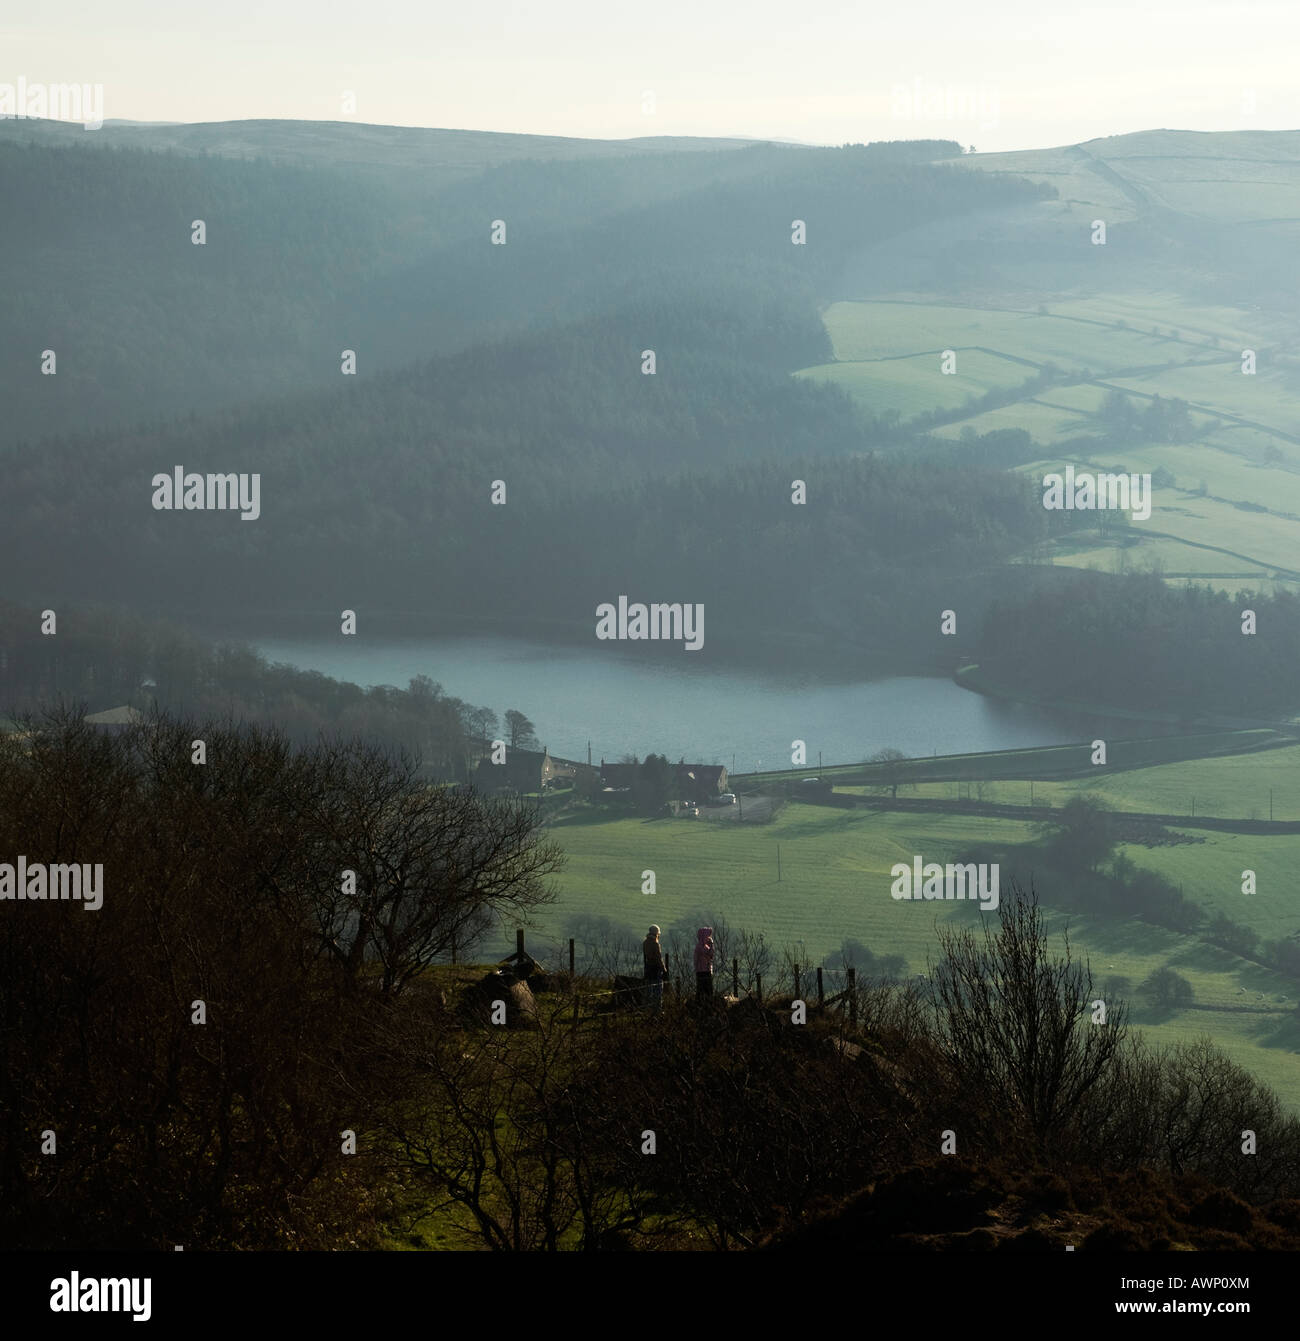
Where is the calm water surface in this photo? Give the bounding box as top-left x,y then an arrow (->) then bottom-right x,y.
249,633 -> 1110,768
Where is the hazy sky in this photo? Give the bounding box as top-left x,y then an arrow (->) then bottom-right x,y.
5,0 -> 1298,149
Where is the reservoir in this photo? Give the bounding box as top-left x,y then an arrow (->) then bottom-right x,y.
247,632 -> 1122,769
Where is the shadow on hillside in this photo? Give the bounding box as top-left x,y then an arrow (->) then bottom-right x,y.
1047,913 -> 1183,960
548,807 -> 639,830
1257,1015 -> 1300,1052
1167,942 -> 1244,974
772,809 -> 887,841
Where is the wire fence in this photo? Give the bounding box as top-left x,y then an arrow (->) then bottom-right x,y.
487,928 -> 894,1024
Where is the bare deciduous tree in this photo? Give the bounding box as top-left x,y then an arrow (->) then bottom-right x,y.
929,882 -> 1128,1161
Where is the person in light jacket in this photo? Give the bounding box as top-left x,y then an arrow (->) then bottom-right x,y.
643,924 -> 666,1011
693,926 -> 714,1000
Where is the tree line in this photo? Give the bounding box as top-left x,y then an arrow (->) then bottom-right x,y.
0,600 -> 537,779
975,571 -> 1300,714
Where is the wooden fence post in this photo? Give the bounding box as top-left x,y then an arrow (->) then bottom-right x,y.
732,958 -> 739,997
568,937 -> 575,978
793,964 -> 801,999
847,966 -> 857,1025
516,928 -> 525,964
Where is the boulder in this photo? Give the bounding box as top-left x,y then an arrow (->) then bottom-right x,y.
460,971 -> 537,1027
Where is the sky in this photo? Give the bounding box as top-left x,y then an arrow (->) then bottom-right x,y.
3,0 -> 1298,150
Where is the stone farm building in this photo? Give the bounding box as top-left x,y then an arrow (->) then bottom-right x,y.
600,759 -> 729,801
676,763 -> 728,800
475,747 -> 596,794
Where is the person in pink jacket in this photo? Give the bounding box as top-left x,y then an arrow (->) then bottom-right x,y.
693,927 -> 714,1000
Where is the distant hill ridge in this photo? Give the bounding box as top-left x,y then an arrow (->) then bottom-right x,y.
0,115 -> 770,181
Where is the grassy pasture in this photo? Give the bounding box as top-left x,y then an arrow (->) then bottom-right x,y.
1048,293 -> 1265,346
539,803 -> 1023,971
1028,382 -> 1111,413
948,145 -> 1139,218
957,129 -> 1300,226
809,296 -> 1292,460
539,798 -> 1300,1108
1011,443 -> 1300,574
1213,423 -> 1300,464
1118,829 -> 1300,936
820,300 -> 1177,372
1139,497 -> 1300,573
735,729 -> 1282,788
795,348 -> 1030,418
1085,443 -> 1300,512
929,400 -> 1101,440
886,741 -> 1300,822
1045,537 -> 1277,586
1103,363 -> 1300,436
835,750 -> 1300,823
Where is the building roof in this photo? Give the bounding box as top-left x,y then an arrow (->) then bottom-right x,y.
84,705 -> 145,726
477,746 -> 550,790
599,760 -> 727,793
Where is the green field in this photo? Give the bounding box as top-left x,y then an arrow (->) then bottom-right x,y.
736,728 -> 1287,786
540,803 -> 1018,972
798,285 -> 1300,586
1027,382 -> 1111,414
810,297 -> 1298,449
537,803 -> 1042,988
1015,449 -> 1300,578
549,727 -> 1300,1108
930,399 -> 1099,441
1120,829 -> 1300,937
1079,443 -> 1300,511
950,143 -> 1140,219
1046,536 -> 1279,589
794,348 -> 1030,419
1044,293 -> 1265,345
819,300 -> 1179,372
955,130 -> 1300,225
538,798 -> 1300,1109
837,740 -> 1300,822
1103,363 -> 1300,442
